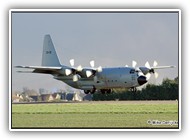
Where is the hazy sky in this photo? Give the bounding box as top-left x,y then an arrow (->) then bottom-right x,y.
11,10 -> 179,92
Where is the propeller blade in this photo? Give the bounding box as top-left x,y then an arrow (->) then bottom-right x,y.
146,73 -> 151,80
86,70 -> 93,77
153,61 -> 158,67
144,61 -> 159,79
145,61 -> 151,69
97,66 -> 102,72
90,60 -> 95,68
155,72 -> 159,79
132,60 -> 137,68
70,59 -> 75,67
77,65 -> 83,71
65,69 -> 72,76
73,75 -> 79,82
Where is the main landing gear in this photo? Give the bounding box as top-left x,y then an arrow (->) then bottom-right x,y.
84,88 -> 112,94
100,89 -> 112,94
84,87 -> 96,94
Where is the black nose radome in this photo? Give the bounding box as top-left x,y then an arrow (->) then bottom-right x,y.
138,76 -> 147,85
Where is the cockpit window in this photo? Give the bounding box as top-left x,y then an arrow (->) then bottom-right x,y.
130,69 -> 135,74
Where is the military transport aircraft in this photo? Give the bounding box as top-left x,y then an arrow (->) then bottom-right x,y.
16,35 -> 175,94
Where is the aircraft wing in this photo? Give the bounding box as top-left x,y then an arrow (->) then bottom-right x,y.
15,65 -> 62,70
15,65 -> 62,74
151,65 -> 175,69
15,64 -> 102,81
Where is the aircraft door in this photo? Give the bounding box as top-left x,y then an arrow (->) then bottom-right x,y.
131,74 -> 136,85
129,69 -> 137,86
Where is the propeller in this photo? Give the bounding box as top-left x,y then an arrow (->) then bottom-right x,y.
124,61 -> 136,67
73,74 -> 80,82
90,60 -> 95,68
90,60 -> 102,72
65,59 -> 75,76
70,59 -> 83,72
146,73 -> 151,80
86,70 -> 93,78
86,60 -> 102,77
144,61 -> 159,79
66,59 -> 82,82
65,59 -> 75,77
132,60 -> 137,68
65,69 -> 72,76
145,61 -> 151,69
70,59 -> 75,67
129,60 -> 159,80
154,72 -> 159,79
153,60 -> 158,67
125,60 -> 137,68
126,60 -> 170,82
97,66 -> 103,72
153,61 -> 159,78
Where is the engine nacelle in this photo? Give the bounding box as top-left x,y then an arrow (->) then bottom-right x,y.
139,67 -> 150,75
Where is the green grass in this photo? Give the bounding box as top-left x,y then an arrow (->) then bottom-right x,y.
11,101 -> 179,128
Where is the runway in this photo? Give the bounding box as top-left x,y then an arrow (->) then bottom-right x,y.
12,100 -> 178,105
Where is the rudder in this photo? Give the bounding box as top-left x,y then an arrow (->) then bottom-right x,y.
41,34 -> 61,66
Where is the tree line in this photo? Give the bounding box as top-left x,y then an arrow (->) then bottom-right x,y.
93,77 -> 179,101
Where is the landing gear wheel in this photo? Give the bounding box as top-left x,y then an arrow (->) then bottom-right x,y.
84,90 -> 90,94
90,87 -> 96,94
100,89 -> 106,94
130,87 -> 137,92
107,89 -> 112,94
100,89 -> 112,94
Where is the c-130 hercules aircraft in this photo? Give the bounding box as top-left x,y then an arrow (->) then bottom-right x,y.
16,35 -> 175,94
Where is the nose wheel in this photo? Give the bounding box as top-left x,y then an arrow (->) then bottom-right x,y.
130,87 -> 137,92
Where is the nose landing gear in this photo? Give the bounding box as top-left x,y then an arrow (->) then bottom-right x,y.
130,87 -> 137,92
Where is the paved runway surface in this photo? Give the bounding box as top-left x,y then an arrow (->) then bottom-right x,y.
12,100 -> 178,105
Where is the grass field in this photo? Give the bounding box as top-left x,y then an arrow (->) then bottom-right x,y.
11,101 -> 179,129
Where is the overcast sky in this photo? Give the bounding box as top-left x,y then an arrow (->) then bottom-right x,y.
11,10 -> 179,92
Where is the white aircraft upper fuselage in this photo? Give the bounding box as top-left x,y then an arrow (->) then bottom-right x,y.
16,34 -> 175,94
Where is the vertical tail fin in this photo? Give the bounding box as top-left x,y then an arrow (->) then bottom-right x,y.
41,35 -> 61,66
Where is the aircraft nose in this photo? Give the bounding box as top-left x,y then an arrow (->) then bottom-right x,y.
137,75 -> 147,85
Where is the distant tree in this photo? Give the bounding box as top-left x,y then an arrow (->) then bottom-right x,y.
22,87 -> 39,96
22,87 -> 29,93
174,76 -> 179,84
39,88 -> 45,95
112,88 -> 128,94
93,76 -> 179,101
